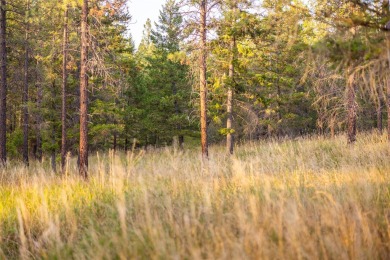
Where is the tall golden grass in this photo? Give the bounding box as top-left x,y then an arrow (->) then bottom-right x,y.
1,133 -> 390,259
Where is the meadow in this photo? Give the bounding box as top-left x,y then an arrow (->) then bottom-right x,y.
1,133 -> 390,259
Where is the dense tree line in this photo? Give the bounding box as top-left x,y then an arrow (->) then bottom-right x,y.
0,0 -> 389,176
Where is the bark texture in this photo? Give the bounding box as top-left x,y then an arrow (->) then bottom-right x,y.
79,0 -> 89,178
199,0 -> 208,158
22,5 -> 29,166
0,0 -> 6,165
36,62 -> 42,162
387,34 -> 390,143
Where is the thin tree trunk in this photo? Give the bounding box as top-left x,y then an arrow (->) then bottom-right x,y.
226,35 -> 236,155
276,84 -> 282,137
172,81 -> 184,149
50,80 -> 57,173
387,77 -> 390,142
330,124 -> 335,138
79,0 -> 89,179
72,62 -> 80,153
61,5 -> 69,173
387,32 -> 390,143
179,135 -> 184,149
0,0 -> 6,165
199,0 -> 208,158
347,76 -> 357,144
113,132 -> 117,152
377,90 -> 383,134
226,2 -> 238,155
330,115 -> 335,138
22,3 -> 30,166
11,107 -> 14,132
36,61 -> 42,162
387,76 -> 390,142
377,105 -> 383,133
51,151 -> 56,173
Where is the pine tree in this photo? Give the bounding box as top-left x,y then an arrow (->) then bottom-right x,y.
61,4 -> 69,173
150,0 -> 191,148
0,0 -> 6,165
22,0 -> 30,165
79,0 -> 89,178
199,0 -> 208,158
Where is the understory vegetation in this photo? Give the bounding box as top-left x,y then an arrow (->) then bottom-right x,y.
1,132 -> 390,259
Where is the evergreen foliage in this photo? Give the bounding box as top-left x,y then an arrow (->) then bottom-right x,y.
0,0 -> 389,162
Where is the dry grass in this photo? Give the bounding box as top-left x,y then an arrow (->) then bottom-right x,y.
1,133 -> 390,259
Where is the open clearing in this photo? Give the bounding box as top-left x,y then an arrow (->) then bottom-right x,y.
1,133 -> 390,259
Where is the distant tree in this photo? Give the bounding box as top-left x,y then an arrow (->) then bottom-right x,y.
218,0 -> 252,154
22,0 -> 30,165
313,0 -> 390,143
151,0 -> 192,148
61,4 -> 69,173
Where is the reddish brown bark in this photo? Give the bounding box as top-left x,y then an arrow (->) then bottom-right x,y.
387,76 -> 390,142
387,34 -> 390,143
199,0 -> 208,158
0,0 -> 6,165
50,81 -> 57,173
79,0 -> 89,178
36,61 -> 42,162
22,2 -> 30,166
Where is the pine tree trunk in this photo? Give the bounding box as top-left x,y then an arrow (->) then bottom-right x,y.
51,151 -> 56,173
226,35 -> 235,155
387,34 -> 390,143
172,81 -> 184,149
50,80 -> 57,172
22,6 -> 29,166
10,108 -> 14,132
387,78 -> 390,141
79,0 -> 89,179
347,79 -> 357,144
330,115 -> 335,138
61,5 -> 69,173
330,124 -> 335,138
36,62 -> 42,162
199,0 -> 208,158
377,94 -> 383,134
0,0 -> 6,165
72,63 -> 80,150
179,135 -> 184,149
113,132 -> 117,152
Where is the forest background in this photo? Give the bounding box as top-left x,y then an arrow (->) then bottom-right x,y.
0,0 -> 389,173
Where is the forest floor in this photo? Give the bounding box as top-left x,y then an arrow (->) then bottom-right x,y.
1,133 -> 390,259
